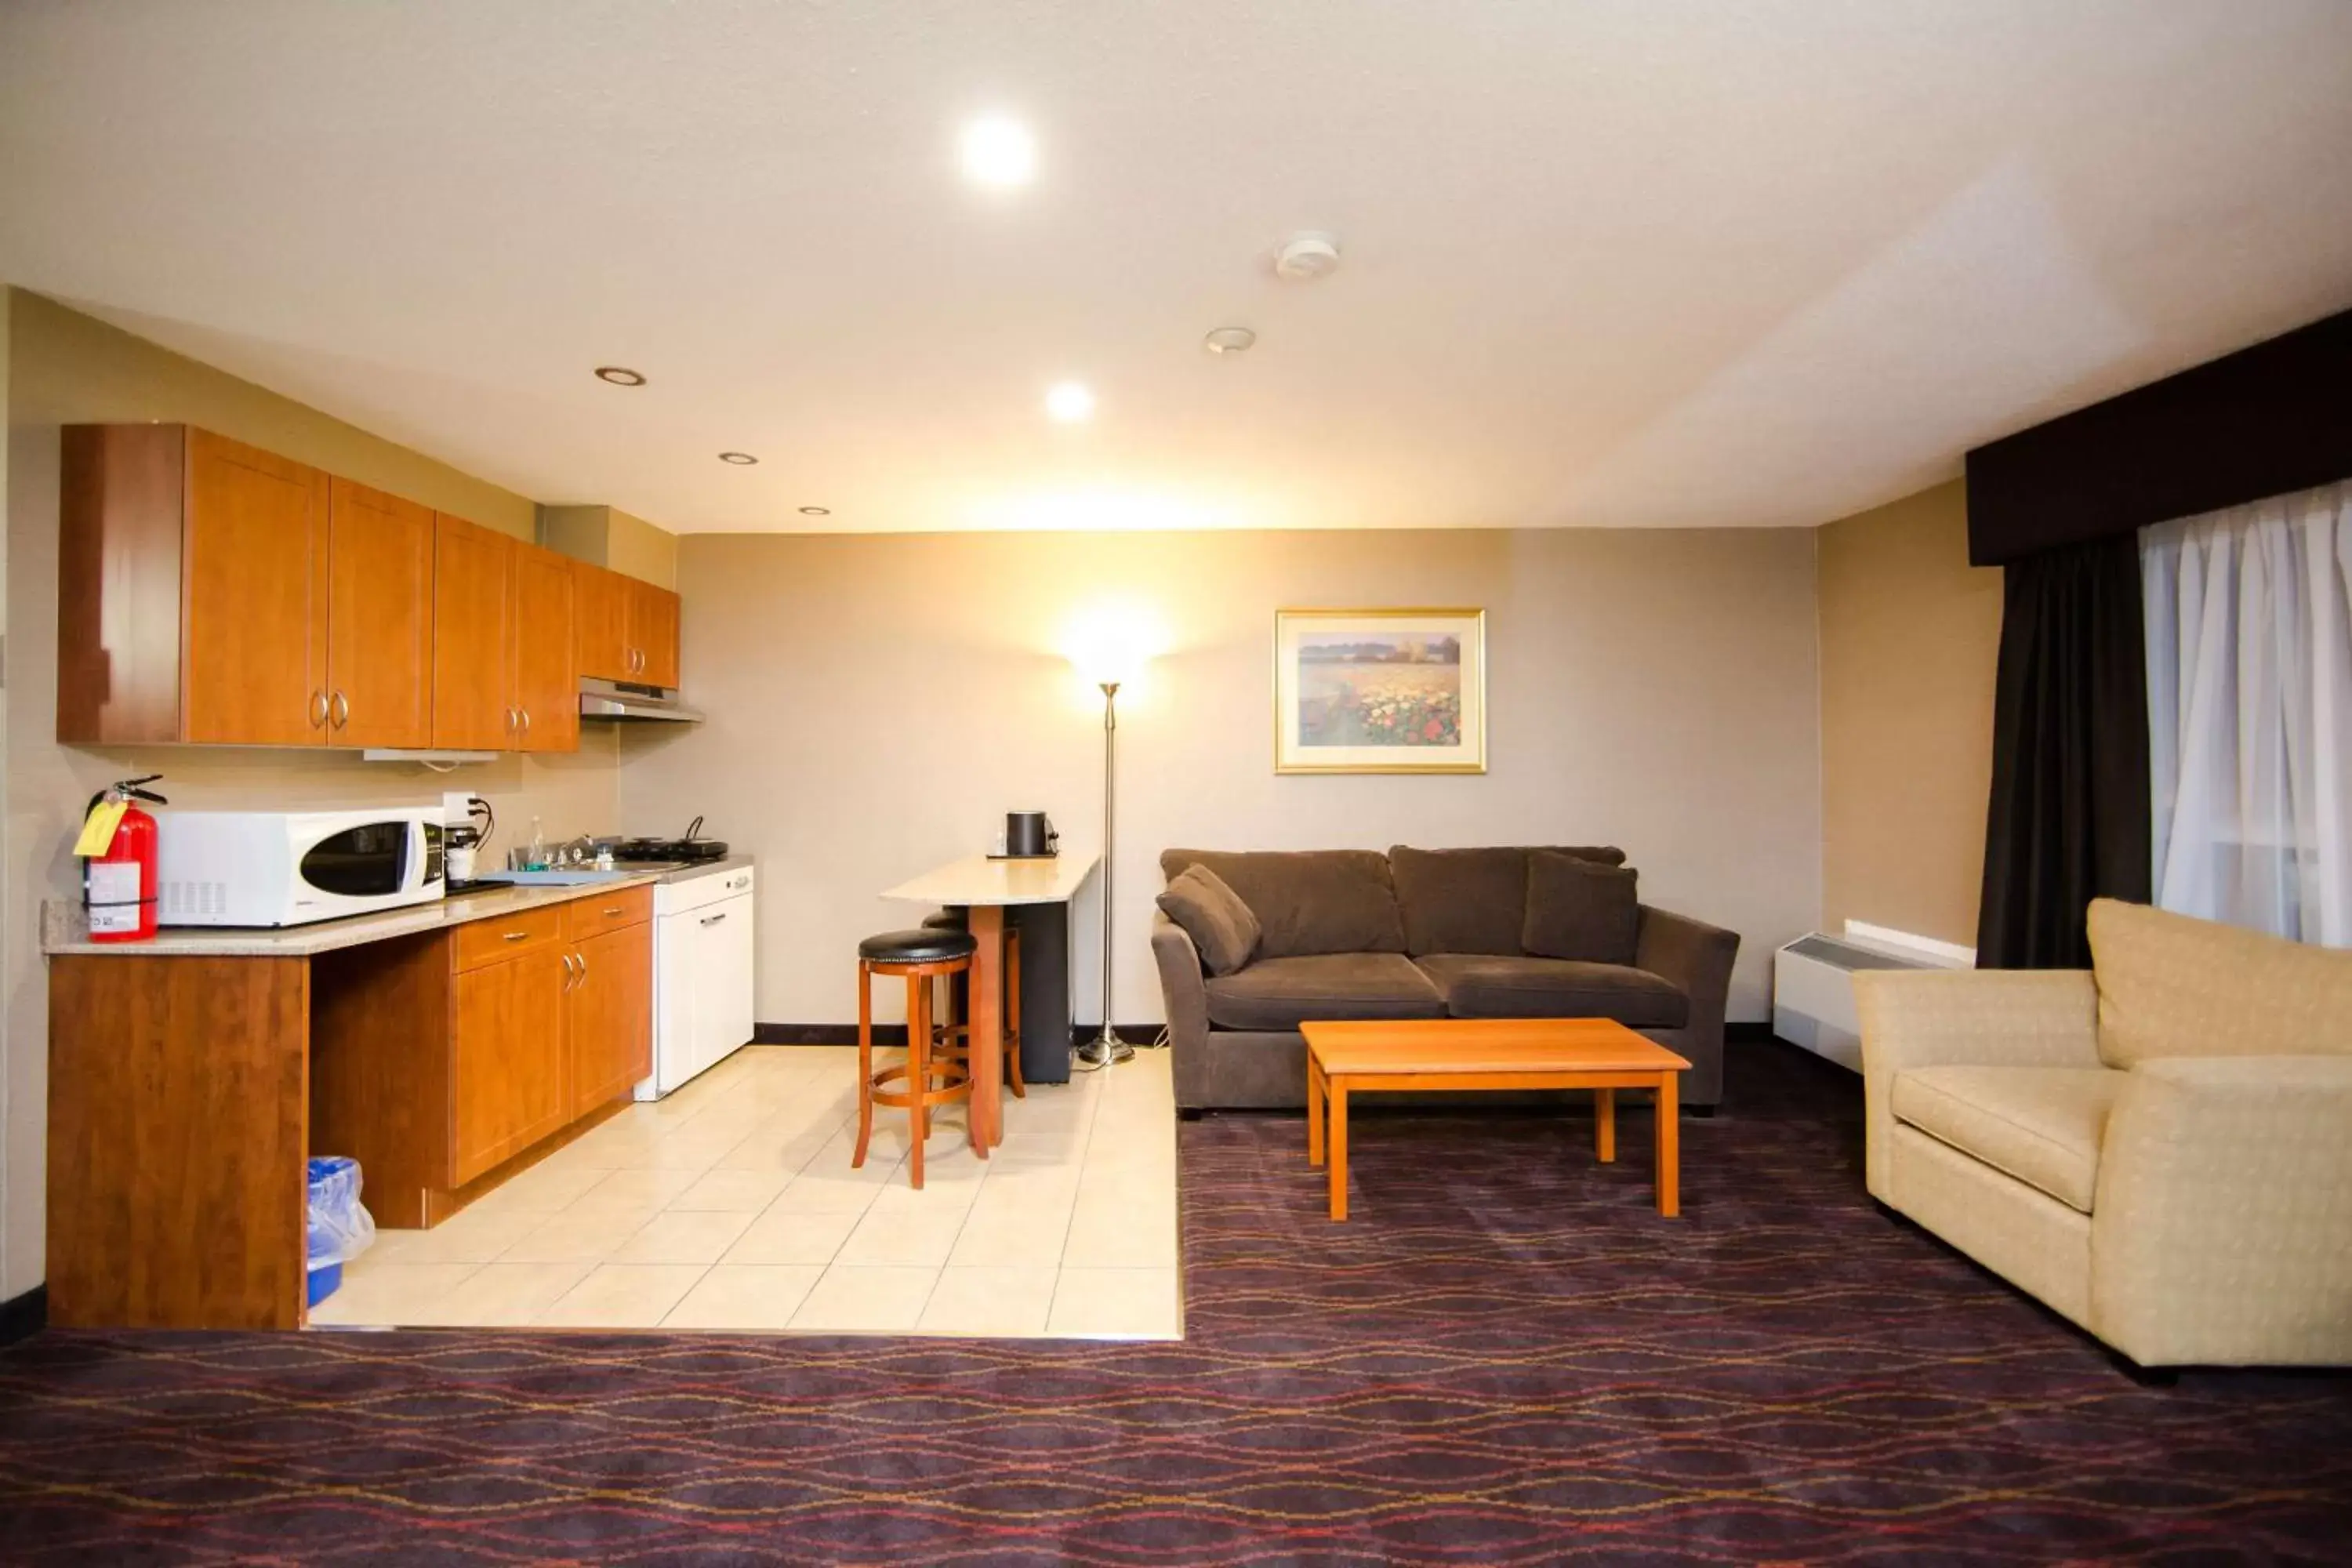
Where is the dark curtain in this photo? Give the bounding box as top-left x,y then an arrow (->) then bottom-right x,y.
1976,535 -> 2152,968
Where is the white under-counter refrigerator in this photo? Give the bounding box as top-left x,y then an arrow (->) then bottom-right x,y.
637,860 -> 756,1099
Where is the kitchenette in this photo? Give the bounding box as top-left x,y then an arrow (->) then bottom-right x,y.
39,420 -> 759,1331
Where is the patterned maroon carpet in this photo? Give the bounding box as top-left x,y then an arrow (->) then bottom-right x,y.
3,1040 -> 2349,1565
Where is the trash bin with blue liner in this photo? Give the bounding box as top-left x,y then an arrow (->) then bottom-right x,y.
306,1156 -> 377,1307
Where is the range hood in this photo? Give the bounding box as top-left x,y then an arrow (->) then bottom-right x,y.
579,676 -> 703,723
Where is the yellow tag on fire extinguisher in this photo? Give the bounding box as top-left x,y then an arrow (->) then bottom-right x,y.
74,799 -> 129,858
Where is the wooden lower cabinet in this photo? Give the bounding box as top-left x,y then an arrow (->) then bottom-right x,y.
452,945 -> 572,1187
311,895 -> 655,1229
568,922 -> 653,1118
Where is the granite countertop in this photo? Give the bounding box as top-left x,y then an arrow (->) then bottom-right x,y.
40,858 -> 751,958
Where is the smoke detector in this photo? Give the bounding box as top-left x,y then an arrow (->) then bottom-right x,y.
1273,232 -> 1341,281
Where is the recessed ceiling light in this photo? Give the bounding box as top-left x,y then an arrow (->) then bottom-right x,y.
960,115 -> 1036,187
594,365 -> 647,387
1044,382 -> 1095,423
717,451 -> 758,465
1203,326 -> 1257,355
798,505 -> 830,516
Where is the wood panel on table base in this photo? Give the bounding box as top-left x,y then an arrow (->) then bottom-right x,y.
47,956 -> 311,1330
1301,1018 -> 1689,1222
311,934 -> 452,1230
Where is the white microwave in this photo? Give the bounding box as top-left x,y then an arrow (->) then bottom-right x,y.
157,808 -> 445,927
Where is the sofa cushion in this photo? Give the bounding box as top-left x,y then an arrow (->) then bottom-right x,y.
2087,898 -> 2352,1068
1415,953 -> 1688,1027
1155,863 -> 1261,977
1202,953 -> 1446,1031
1522,851 -> 1640,964
1891,1065 -> 2126,1214
1388,846 -> 1530,956
1161,849 -> 1406,958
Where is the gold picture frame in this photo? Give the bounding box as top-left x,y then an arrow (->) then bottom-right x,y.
1274,608 -> 1487,774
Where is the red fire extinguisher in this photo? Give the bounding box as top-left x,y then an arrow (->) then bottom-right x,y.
79,775 -> 167,943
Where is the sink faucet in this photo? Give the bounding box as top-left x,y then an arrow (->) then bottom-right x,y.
554,834 -> 601,867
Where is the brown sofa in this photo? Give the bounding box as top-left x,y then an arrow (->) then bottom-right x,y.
1151,846 -> 1740,1111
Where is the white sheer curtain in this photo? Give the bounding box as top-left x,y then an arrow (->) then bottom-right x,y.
2143,480 -> 2352,946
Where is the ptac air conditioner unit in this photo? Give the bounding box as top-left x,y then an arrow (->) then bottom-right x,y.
1773,926 -> 1968,1072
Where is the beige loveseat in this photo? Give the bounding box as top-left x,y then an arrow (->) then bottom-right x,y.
1856,898 -> 2352,1368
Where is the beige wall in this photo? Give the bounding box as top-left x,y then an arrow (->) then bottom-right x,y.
539,503 -> 677,590
605,508 -> 678,590
2,291 -> 627,1299
619,528 -> 1823,1030
1817,479 -> 2002,948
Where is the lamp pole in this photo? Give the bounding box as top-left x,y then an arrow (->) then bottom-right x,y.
1075,680 -> 1132,1068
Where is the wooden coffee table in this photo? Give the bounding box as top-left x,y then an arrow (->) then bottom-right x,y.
1301,1018 -> 1692,1221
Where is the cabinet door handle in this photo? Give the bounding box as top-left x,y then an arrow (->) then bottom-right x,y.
310,690 -> 330,728
602,906 -> 624,916
575,949 -> 589,985
561,951 -> 581,990
503,930 -> 530,942
700,912 -> 727,926
329,690 -> 349,729
519,706 -> 532,736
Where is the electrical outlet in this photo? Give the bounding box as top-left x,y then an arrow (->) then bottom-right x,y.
443,790 -> 476,826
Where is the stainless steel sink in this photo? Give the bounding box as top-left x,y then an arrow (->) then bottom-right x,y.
476,869 -> 639,887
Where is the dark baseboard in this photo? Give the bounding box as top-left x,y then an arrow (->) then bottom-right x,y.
754,1023 -> 1164,1048
754,1023 -> 873,1045
1,1284 -> 46,1347
1725,1021 -> 1777,1044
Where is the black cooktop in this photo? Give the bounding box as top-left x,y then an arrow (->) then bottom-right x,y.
612,836 -> 729,863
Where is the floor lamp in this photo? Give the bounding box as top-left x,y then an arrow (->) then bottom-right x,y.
1074,676 -> 1134,1068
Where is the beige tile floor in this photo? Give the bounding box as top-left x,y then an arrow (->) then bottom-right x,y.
312,1044 -> 1181,1338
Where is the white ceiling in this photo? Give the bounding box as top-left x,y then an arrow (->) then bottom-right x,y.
4,1 -> 2350,536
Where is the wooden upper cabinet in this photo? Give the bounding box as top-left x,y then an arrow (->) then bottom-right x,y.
59,424 -> 195,745
572,560 -> 632,683
325,478 -> 435,748
60,424 -> 337,747
183,430 -> 332,746
430,514 -> 517,750
628,579 -> 682,688
58,423 -> 614,756
512,543 -> 578,753
572,560 -> 679,688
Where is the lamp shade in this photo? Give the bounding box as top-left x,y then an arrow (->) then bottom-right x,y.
1065,608 -> 1155,690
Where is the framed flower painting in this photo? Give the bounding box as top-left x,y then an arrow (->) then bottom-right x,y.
1273,608 -> 1486,774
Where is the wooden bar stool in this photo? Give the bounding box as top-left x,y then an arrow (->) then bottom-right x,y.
922,907 -> 1025,1098
854,927 -> 978,1189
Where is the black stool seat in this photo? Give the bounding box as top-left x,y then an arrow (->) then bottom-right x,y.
859,927 -> 977,964
921,907 -> 968,932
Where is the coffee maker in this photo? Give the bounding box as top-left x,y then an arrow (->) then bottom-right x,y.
1000,810 -> 1058,858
